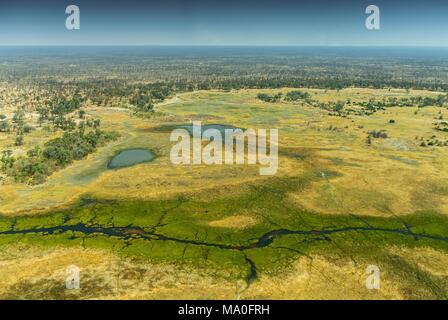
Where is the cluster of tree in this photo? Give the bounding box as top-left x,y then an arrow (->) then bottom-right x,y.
0,114 -> 9,133
36,96 -> 84,129
0,109 -> 36,146
359,100 -> 387,112
418,135 -> 448,147
43,129 -> 117,167
257,90 -> 312,103
284,91 -> 311,101
322,95 -> 448,119
257,93 -> 283,103
1,121 -> 118,185
366,130 -> 388,145
359,95 -> 448,109
435,121 -> 448,133
0,96 -> 85,147
192,77 -> 448,92
130,94 -> 154,113
306,100 -> 352,116
77,82 -> 173,112
0,150 -> 14,171
368,130 -> 389,139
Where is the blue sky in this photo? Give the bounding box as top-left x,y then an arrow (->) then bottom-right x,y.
0,0 -> 447,46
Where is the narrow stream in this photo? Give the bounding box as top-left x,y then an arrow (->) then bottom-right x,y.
2,222 -> 447,250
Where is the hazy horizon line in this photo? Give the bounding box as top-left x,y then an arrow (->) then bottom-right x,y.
1,44 -> 448,48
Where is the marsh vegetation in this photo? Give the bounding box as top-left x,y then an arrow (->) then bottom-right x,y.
1,47 -> 448,299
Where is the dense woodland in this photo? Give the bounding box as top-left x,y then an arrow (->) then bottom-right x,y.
2,48 -> 448,114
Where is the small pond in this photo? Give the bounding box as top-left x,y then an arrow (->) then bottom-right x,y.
108,149 -> 155,169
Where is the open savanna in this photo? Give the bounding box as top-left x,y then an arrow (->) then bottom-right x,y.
0,88 -> 448,299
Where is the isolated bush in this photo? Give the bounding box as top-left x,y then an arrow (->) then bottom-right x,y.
368,130 -> 388,139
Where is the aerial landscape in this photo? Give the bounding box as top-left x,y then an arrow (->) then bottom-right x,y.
1,0 -> 448,301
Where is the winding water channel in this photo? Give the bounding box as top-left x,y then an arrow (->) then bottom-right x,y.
2,222 -> 447,285
2,222 -> 447,250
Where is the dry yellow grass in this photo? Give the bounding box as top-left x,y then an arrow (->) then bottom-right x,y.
4,244 -> 440,299
208,215 -> 259,229
244,255 -> 403,300
1,88 -> 447,219
0,245 -> 239,300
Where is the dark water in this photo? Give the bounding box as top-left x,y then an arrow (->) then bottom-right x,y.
108,149 -> 155,169
2,221 -> 447,251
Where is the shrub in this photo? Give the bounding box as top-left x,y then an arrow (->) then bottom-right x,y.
285,91 -> 310,101
15,135 -> 24,146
